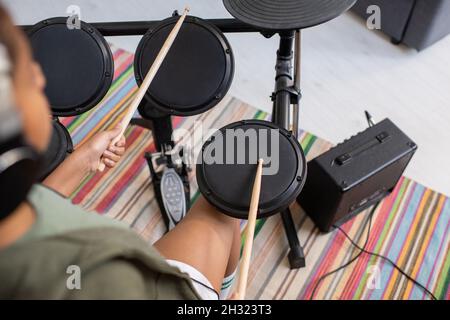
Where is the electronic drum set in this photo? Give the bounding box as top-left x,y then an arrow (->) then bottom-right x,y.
22,0 -> 356,269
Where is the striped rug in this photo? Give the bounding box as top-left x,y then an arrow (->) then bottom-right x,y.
60,46 -> 449,300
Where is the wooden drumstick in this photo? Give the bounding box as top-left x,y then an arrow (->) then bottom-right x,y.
236,159 -> 264,300
98,7 -> 190,171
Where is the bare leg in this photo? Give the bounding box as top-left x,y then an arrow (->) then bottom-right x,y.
225,221 -> 241,277
154,196 -> 240,292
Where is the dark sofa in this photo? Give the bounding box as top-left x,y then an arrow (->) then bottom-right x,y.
352,0 -> 450,50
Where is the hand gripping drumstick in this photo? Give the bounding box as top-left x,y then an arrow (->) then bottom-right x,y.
98,7 -> 190,171
236,159 -> 264,300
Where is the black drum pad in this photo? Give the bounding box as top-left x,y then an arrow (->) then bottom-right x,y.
223,0 -> 356,31
196,120 -> 307,219
134,16 -> 234,117
28,17 -> 114,116
38,120 -> 73,180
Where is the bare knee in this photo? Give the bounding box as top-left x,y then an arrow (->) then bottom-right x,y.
187,196 -> 238,232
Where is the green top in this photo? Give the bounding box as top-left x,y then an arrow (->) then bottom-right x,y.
0,185 -> 200,299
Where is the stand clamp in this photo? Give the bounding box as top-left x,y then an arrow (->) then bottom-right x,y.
271,86 -> 302,106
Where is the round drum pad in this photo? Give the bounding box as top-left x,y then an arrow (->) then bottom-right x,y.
196,120 -> 307,219
38,120 -> 73,180
28,17 -> 114,116
134,15 -> 234,117
223,0 -> 356,31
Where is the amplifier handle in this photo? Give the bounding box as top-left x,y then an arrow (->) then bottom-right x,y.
335,131 -> 390,166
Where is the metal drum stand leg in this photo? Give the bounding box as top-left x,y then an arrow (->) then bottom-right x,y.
271,30 -> 306,269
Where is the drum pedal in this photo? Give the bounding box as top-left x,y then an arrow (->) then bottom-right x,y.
145,145 -> 190,232
160,167 -> 186,230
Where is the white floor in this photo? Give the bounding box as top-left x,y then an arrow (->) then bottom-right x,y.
5,0 -> 450,196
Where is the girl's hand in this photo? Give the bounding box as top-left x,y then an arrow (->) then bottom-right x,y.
76,125 -> 126,172
43,126 -> 126,196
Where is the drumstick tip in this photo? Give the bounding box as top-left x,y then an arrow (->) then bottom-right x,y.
184,6 -> 190,13
258,158 -> 264,165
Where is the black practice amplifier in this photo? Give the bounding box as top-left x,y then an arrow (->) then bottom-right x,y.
297,118 -> 417,232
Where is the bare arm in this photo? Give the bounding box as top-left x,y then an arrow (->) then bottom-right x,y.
43,126 -> 126,197
42,151 -> 90,197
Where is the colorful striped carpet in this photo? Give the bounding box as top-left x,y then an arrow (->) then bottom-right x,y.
60,46 -> 449,300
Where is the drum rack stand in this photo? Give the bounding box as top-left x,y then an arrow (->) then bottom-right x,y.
45,16 -> 306,269
270,30 -> 306,269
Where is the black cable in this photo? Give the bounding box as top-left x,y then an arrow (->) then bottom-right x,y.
336,225 -> 437,300
309,202 -> 379,300
309,201 -> 438,300
365,110 -> 375,127
190,278 -> 220,300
